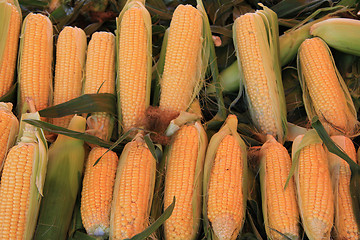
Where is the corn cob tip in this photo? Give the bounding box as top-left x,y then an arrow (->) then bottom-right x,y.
211,214 -> 238,240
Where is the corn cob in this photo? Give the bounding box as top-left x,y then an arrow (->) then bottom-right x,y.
84,32 -> 115,142
0,0 -> 21,97
328,136 -> 359,240
164,121 -> 207,240
233,6 -> 287,143
297,37 -> 357,136
81,147 -> 119,237
0,111 -> 48,239
260,135 -> 299,239
0,102 -> 19,172
292,132 -> 334,240
34,115 -> 86,240
159,4 -> 203,115
18,13 -> 53,115
117,0 -> 152,133
203,115 -> 247,240
51,26 -> 87,128
110,133 -> 156,239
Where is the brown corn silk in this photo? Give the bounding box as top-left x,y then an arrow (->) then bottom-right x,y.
110,134 -> 156,239
328,136 -> 359,240
260,135 -> 299,239
52,27 -> 87,128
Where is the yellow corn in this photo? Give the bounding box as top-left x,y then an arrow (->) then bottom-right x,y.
110,134 -> 156,239
84,32 -> 115,141
159,4 -> 203,115
164,123 -> 207,239
81,147 -> 119,237
18,13 -> 53,113
328,136 -> 359,240
52,26 -> 87,128
298,37 -> 356,135
207,135 -> 244,240
0,3 -> 21,97
0,103 -> 18,171
260,135 -> 299,239
118,2 -> 151,132
294,135 -> 334,239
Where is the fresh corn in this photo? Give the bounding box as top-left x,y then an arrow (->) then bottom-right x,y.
0,0 -> 21,97
51,26 -> 87,128
84,32 -> 116,142
297,37 -> 357,136
164,121 -> 208,240
0,111 -> 48,239
159,4 -> 203,115
81,147 -> 119,237
233,6 -> 287,143
292,131 -> 334,240
328,136 -> 359,240
117,0 -> 152,133
110,133 -> 156,239
203,115 -> 247,240
260,135 -> 299,239
18,13 -> 53,115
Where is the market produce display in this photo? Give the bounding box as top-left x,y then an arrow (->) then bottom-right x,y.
0,0 -> 359,239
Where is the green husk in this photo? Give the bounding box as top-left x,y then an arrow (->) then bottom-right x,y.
203,115 -> 247,240
297,37 -> 358,136
233,5 -> 287,144
116,0 -> 152,134
0,0 -> 12,70
310,18 -> 360,56
34,115 -> 86,240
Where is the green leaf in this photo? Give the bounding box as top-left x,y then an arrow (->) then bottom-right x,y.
70,231 -> 97,240
38,93 -> 117,118
125,197 -> 176,240
144,134 -> 159,163
0,82 -> 17,103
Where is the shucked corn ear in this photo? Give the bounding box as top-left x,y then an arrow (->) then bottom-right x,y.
159,4 -> 209,115
116,0 -> 152,133
0,102 -> 19,172
203,115 -> 247,240
292,131 -> 334,240
164,121 -> 208,240
81,147 -> 119,237
0,0 -> 21,97
18,13 -> 53,115
110,133 -> 156,239
51,27 -> 87,128
310,18 -> 360,56
34,115 -> 86,240
327,136 -> 360,240
84,32 -> 116,142
260,135 -> 299,239
233,5 -> 287,144
0,110 -> 48,239
297,37 -> 357,136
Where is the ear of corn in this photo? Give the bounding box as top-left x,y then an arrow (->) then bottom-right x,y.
163,121 -> 208,240
110,133 -> 156,239
34,115 -> 86,240
327,136 -> 359,240
17,13 -> 53,115
292,131 -> 334,240
116,0 -> 152,133
51,26 -> 87,129
0,0 -> 21,97
159,4 -> 205,115
297,37 -> 357,136
260,135 -> 299,239
0,102 -> 19,172
81,147 -> 119,237
0,110 -> 48,239
84,32 -> 116,142
203,114 -> 247,240
233,5 -> 287,144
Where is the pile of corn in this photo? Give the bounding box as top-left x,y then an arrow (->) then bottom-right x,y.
0,0 -> 359,239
